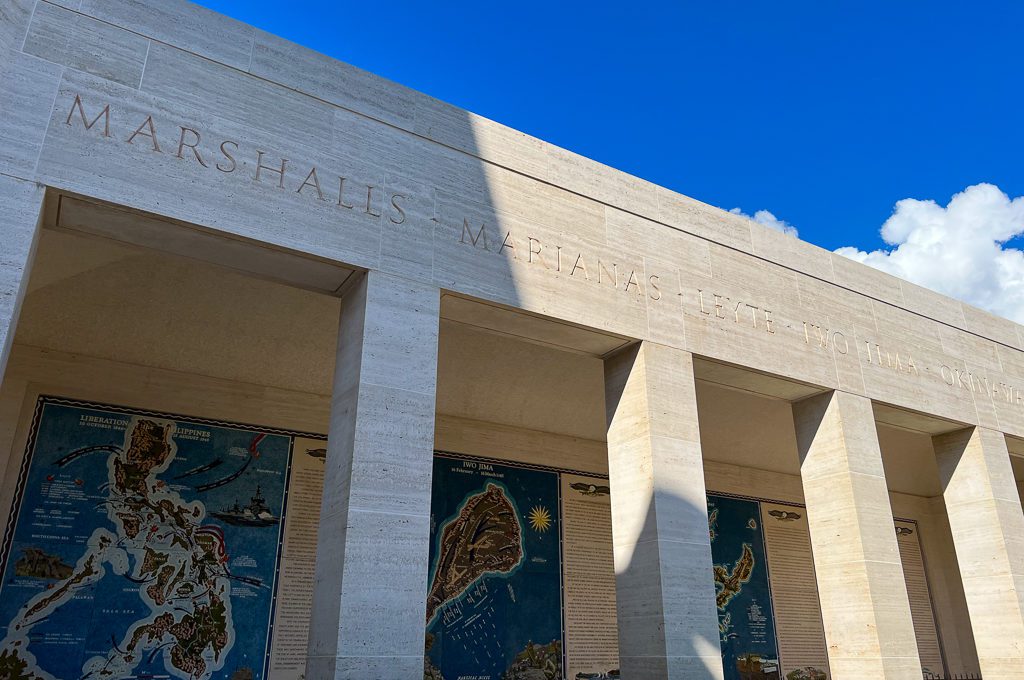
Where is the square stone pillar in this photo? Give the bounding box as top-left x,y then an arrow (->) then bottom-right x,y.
604,343 -> 724,679
934,427 -> 1024,678
0,175 -> 43,385
792,391 -> 922,679
306,271 -> 440,679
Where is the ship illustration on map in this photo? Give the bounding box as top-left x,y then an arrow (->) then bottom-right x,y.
425,483 -> 524,625
210,485 -> 279,527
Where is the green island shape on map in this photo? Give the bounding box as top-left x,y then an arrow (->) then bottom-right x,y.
713,543 -> 756,609
425,483 -> 524,624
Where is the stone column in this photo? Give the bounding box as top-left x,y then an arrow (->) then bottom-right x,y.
604,342 -> 724,679
934,427 -> 1024,678
306,271 -> 440,679
792,391 -> 922,679
0,175 -> 43,386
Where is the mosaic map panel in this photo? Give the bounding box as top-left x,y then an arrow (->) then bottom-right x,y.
426,455 -> 563,680
708,494 -> 782,680
0,398 -> 295,680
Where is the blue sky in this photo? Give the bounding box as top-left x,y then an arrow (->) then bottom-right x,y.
198,1 -> 1024,321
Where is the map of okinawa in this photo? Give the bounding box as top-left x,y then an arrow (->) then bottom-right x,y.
0,399 -> 293,680
707,494 -> 781,680
714,543 -> 756,609
426,457 -> 563,680
425,483 -> 524,625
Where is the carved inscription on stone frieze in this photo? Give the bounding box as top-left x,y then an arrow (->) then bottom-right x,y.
59,93 -> 1024,411
457,215 -> 1024,410
65,95 -> 409,225
698,290 -> 775,335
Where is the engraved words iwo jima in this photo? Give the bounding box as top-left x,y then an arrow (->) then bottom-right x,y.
63,93 -> 1024,412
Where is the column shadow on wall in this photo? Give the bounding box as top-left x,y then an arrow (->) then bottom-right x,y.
610,486 -> 724,678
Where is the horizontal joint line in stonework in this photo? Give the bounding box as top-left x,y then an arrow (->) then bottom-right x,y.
947,494 -> 1020,505
961,571 -> 1019,580
37,2 -> 1024,353
0,170 -> 41,185
803,468 -> 887,484
827,656 -> 922,660
14,342 -> 333,401
619,654 -> 721,659
614,536 -> 711,549
817,558 -> 904,568
350,379 -> 435,398
306,654 -> 420,660
346,507 -> 428,519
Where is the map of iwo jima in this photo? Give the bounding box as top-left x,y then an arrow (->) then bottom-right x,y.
0,402 -> 291,680
425,483 -> 524,625
425,459 -> 564,680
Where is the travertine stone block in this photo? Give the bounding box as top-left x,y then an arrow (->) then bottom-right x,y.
0,176 -> 42,388
604,343 -> 724,679
830,252 -> 906,307
605,206 -> 711,279
251,29 -> 419,129
749,220 -> 835,281
961,303 -> 1022,349
307,271 -> 440,679
432,190 -> 650,340
795,275 -> 878,337
871,300 -> 944,354
934,427 -> 1024,678
656,186 -> 753,253
0,49 -> 61,177
23,2 -> 149,88
140,43 -> 334,150
939,325 -> 1002,374
80,0 -> 256,70
792,391 -> 922,679
901,279 -> 967,328
412,93 -> 660,218
0,0 -> 34,52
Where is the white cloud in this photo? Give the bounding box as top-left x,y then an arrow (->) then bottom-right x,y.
730,207 -> 799,237
738,184 -> 1024,323
835,183 -> 1024,323
729,206 -> 798,236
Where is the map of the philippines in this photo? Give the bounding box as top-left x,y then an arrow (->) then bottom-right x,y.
707,495 -> 782,680
425,456 -> 563,680
0,399 -> 293,680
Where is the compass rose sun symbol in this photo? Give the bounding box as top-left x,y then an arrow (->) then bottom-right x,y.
528,506 -> 552,532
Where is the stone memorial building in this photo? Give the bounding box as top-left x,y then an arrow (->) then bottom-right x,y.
0,2 -> 1022,680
